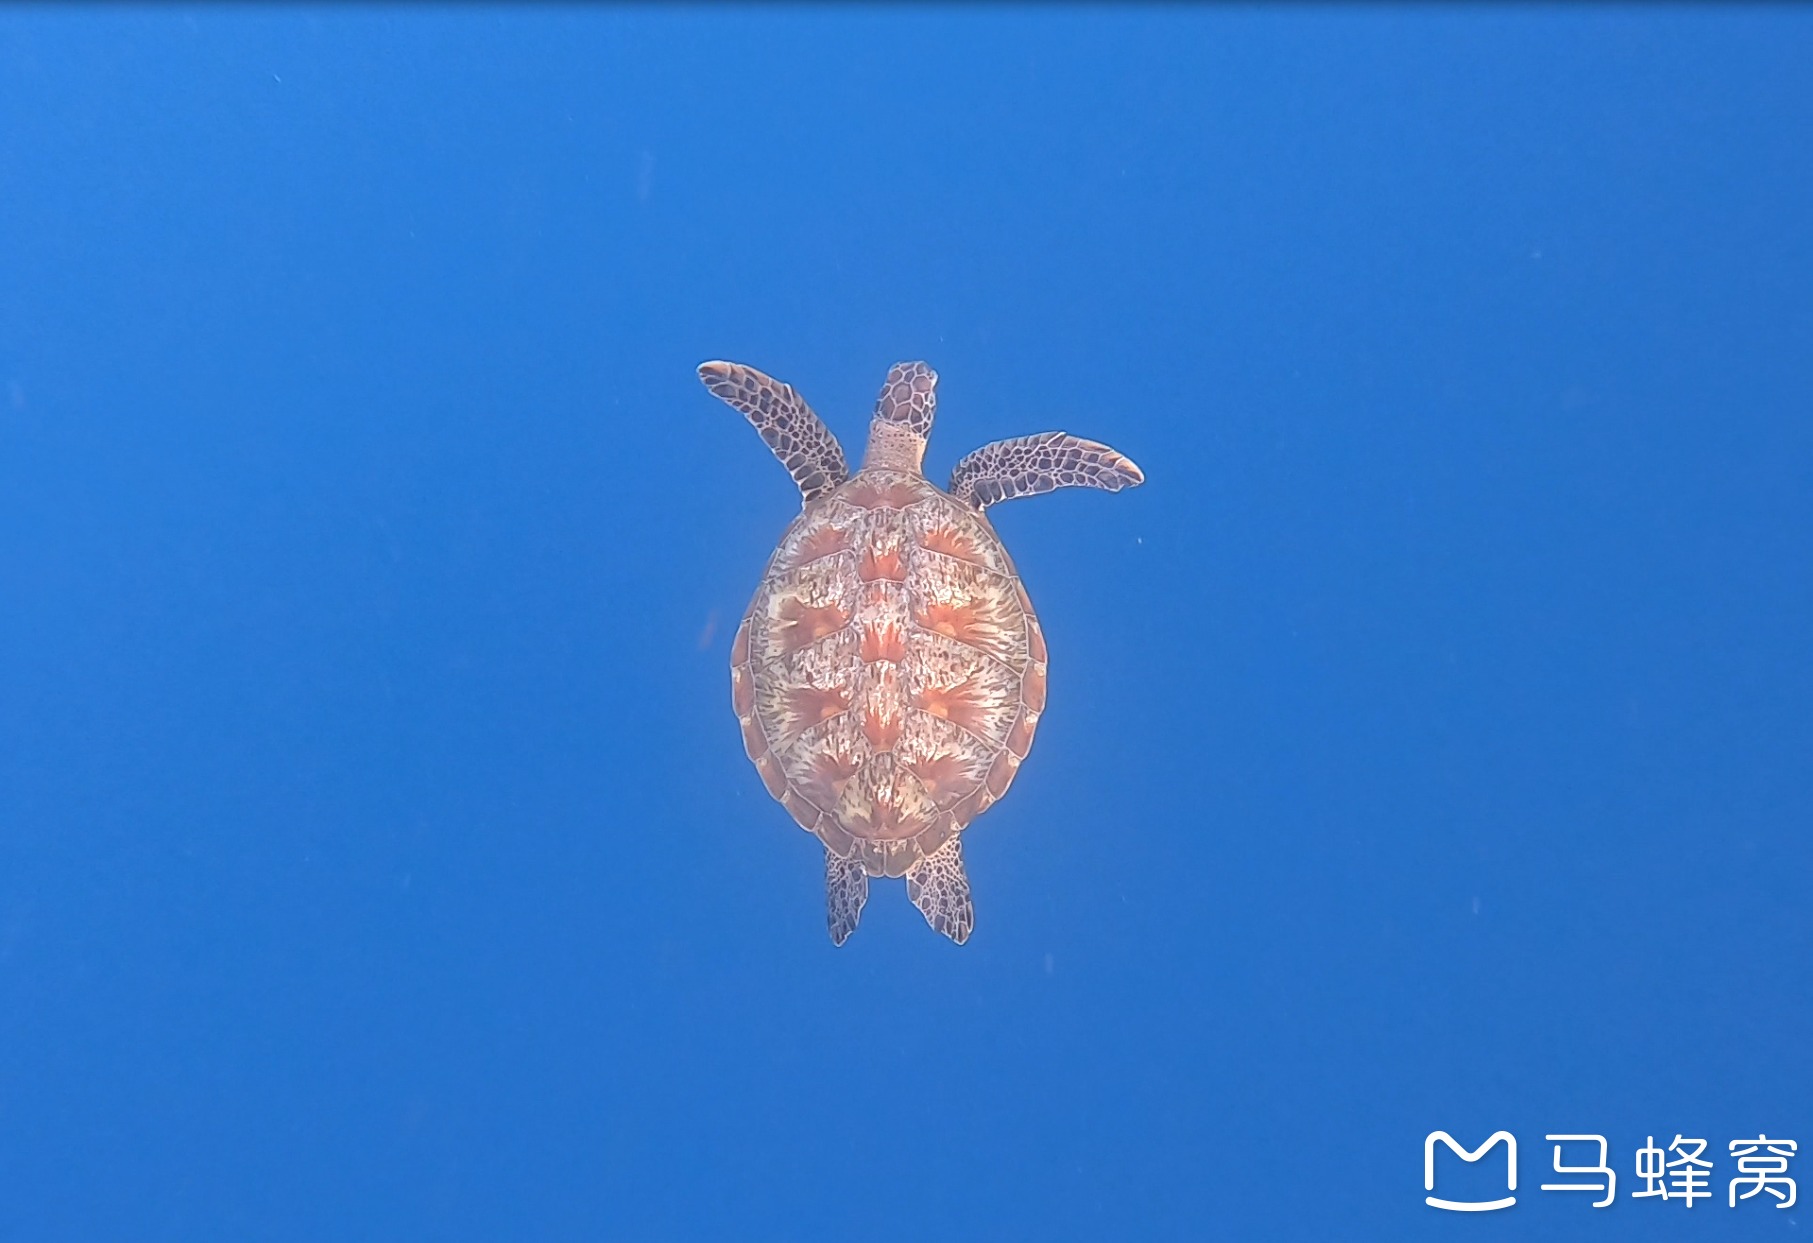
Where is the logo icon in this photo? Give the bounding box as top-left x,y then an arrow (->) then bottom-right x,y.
1425,1130 -> 1517,1211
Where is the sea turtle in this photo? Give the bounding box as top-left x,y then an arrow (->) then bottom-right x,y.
700,359 -> 1142,945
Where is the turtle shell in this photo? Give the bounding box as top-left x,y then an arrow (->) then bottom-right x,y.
730,469 -> 1048,878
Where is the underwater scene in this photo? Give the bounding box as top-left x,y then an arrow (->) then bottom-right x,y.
1,8 -> 1809,1240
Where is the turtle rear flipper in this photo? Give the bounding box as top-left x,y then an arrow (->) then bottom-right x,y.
949,432 -> 1143,510
699,361 -> 849,503
826,850 -> 868,946
907,837 -> 974,945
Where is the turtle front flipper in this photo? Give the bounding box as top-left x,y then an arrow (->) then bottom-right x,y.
826,850 -> 868,946
949,432 -> 1143,510
906,837 -> 974,945
699,361 -> 849,503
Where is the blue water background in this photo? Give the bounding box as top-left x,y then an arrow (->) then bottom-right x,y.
2,8 -> 1810,1239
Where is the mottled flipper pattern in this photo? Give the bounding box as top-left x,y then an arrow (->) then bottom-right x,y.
699,361 -> 849,502
826,850 -> 869,946
949,432 -> 1144,510
906,837 -> 974,945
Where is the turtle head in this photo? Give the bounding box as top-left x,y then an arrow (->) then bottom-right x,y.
862,361 -> 937,474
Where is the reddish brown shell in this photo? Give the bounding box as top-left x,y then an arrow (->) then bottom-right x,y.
730,469 -> 1047,878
